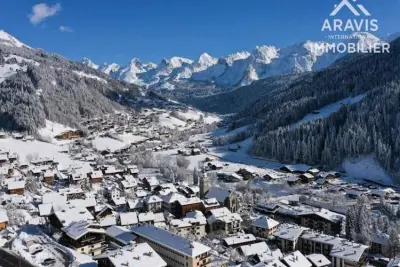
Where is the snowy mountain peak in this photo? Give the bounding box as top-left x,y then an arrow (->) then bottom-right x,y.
0,30 -> 29,48
99,63 -> 120,75
253,45 -> 279,64
194,53 -> 218,71
162,57 -> 194,68
82,57 -> 99,70
223,51 -> 251,65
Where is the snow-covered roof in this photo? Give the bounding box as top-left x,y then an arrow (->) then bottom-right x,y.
239,241 -> 269,257
93,243 -> 167,267
55,207 -> 94,227
144,176 -> 159,186
205,186 -> 232,203
301,231 -> 368,262
62,220 -> 105,240
91,170 -> 103,179
207,207 -> 242,224
144,195 -> 162,204
128,199 -> 144,210
99,214 -> 117,227
131,225 -> 211,257
0,208 -> 8,223
372,232 -> 389,245
106,225 -> 136,245
282,251 -> 311,267
330,241 -> 368,262
306,254 -> 331,267
273,224 -> 308,241
223,234 -> 256,246
120,212 -> 138,226
185,210 -> 207,225
252,216 -> 279,230
263,259 -> 286,267
7,180 -> 25,190
161,192 -> 187,204
112,197 -> 126,206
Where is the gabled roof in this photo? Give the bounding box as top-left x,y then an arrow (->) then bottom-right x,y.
252,216 -> 279,230
205,186 -> 232,203
62,220 -> 105,240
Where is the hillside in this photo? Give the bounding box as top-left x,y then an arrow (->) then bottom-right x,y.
233,37 -> 400,180
184,73 -> 300,114
0,31 -> 142,132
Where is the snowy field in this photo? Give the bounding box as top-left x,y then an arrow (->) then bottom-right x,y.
0,138 -> 92,173
342,155 -> 393,185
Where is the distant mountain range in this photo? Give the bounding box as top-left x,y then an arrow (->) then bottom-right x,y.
83,32 -> 391,92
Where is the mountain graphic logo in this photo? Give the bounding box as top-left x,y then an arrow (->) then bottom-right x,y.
330,0 -> 371,16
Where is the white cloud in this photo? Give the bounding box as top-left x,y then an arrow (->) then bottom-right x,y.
59,25 -> 73,33
28,3 -> 61,25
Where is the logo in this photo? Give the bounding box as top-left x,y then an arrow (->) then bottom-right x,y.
315,0 -> 390,54
330,0 -> 371,17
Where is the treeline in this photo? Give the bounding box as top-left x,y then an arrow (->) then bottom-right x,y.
0,43 -> 142,133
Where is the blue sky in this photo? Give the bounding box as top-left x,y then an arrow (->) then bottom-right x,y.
1,0 -> 399,65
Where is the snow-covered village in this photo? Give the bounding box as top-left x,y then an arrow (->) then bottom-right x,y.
0,100 -> 398,267
1,1 -> 400,267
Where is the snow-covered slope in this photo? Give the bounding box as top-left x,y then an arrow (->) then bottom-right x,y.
0,30 -> 30,48
84,32 -> 385,91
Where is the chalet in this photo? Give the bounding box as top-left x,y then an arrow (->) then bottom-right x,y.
61,221 -> 105,256
279,165 -> 309,174
237,167 -> 256,180
119,212 -> 139,227
160,192 -> 187,215
307,168 -> 320,176
55,130 -> 84,140
170,213 -> 207,238
43,170 -> 56,185
89,170 -> 103,184
205,186 -> 239,213
223,234 -> 257,248
317,172 -> 341,180
0,153 -> 9,165
263,172 -> 281,181
207,162 -> 223,170
143,195 -> 163,212
299,173 -> 315,183
251,216 -> 280,238
0,132 -> 6,139
8,180 -> 25,195
142,176 -> 160,191
287,176 -> 301,186
0,208 -> 9,230
206,207 -> 242,235
370,232 -> 389,256
273,224 -> 308,252
217,171 -> 242,182
127,199 -> 145,212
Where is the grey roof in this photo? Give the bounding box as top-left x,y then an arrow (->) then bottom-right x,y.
131,225 -> 210,257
